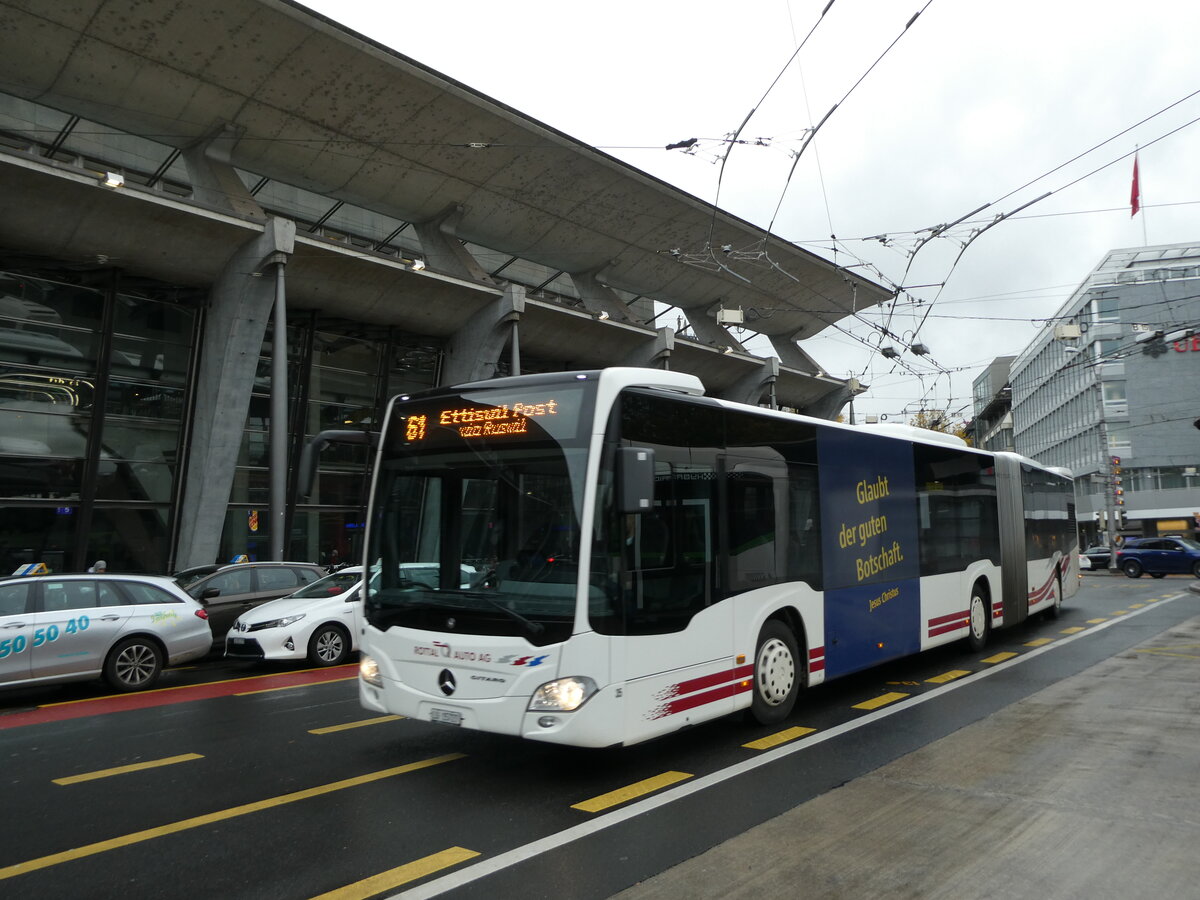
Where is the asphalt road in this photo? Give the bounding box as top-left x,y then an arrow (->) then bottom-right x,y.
1,573 -> 1195,899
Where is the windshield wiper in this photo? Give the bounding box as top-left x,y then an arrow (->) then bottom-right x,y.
457,590 -> 544,635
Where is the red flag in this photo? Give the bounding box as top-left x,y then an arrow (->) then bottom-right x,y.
1130,154 -> 1140,217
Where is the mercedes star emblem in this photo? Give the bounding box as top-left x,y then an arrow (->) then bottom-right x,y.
438,669 -> 456,696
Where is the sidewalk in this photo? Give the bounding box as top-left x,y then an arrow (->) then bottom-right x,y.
614,584 -> 1200,899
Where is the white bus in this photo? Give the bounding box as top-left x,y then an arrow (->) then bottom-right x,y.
357,368 -> 1077,747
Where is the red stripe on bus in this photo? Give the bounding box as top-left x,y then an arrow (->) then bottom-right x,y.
928,621 -> 965,638
653,680 -> 751,719
1027,570 -> 1057,602
809,646 -> 825,673
659,665 -> 753,701
928,611 -> 968,628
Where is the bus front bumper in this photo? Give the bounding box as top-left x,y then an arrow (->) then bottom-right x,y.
359,672 -> 623,748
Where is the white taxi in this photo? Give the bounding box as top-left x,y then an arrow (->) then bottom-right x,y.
0,573 -> 212,692
225,567 -> 362,667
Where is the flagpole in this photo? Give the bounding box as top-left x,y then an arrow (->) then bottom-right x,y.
1132,146 -> 1147,245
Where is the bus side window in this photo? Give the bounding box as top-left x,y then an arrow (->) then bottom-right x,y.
726,468 -> 779,594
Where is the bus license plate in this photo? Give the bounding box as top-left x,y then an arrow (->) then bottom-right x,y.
430,708 -> 463,726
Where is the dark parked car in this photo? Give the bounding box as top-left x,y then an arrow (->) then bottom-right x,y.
177,562 -> 326,641
1082,545 -> 1113,569
1114,537 -> 1200,579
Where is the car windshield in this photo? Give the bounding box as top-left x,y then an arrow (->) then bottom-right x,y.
173,566 -> 218,588
289,571 -> 362,598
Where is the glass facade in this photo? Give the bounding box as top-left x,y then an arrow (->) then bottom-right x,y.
0,270 -> 197,573
0,260 -> 453,575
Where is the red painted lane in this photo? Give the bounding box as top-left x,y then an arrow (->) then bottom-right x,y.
0,664 -> 357,731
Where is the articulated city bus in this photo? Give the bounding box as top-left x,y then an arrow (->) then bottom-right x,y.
356,368 -> 1077,747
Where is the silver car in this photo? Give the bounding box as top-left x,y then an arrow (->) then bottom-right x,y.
0,573 -> 213,692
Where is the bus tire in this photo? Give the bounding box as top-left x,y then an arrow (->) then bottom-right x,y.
966,585 -> 990,652
1045,572 -> 1064,619
750,620 -> 799,725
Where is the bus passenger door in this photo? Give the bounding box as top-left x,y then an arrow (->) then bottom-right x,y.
618,457 -> 732,739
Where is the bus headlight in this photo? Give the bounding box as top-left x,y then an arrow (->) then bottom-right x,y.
528,676 -> 597,712
360,654 -> 382,687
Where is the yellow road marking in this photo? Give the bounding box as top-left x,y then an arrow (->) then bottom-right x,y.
1025,638 -> 1053,647
572,771 -> 692,813
982,652 -> 1018,663
743,726 -> 816,750
1059,627 -> 1085,634
38,665 -> 352,708
1128,603 -> 1145,609
1087,618 -> 1108,624
309,847 -> 480,900
1134,648 -> 1200,660
853,692 -> 908,711
0,754 -> 464,882
1112,610 -> 1128,615
310,715 -> 404,734
54,753 -> 203,786
926,670 -> 970,684
235,676 -> 354,696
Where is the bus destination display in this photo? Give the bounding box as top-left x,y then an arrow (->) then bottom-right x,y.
405,397 -> 562,442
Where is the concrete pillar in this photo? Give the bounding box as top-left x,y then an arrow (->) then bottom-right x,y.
181,124 -> 264,218
686,312 -> 745,352
175,217 -> 296,568
622,327 -> 675,369
412,203 -> 495,284
768,332 -> 823,375
717,357 -> 780,407
804,384 -> 854,421
569,269 -> 639,323
440,283 -> 524,386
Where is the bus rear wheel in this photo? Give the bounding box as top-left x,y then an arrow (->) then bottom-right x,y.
966,587 -> 990,652
749,620 -> 799,725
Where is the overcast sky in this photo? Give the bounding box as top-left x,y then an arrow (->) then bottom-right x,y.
300,0 -> 1199,423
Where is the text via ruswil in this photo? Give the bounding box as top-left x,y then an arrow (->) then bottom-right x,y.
837,475 -> 905,586
406,399 -> 559,441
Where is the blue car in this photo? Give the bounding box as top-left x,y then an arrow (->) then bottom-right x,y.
1115,537 -> 1200,579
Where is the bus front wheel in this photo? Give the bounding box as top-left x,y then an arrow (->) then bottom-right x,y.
967,587 -> 990,652
749,620 -> 799,725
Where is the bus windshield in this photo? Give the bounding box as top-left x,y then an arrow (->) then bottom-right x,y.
365,381 -> 594,646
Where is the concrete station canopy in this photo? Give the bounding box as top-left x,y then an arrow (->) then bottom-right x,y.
0,0 -> 892,412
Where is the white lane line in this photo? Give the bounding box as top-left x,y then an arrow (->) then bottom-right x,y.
396,591 -> 1195,900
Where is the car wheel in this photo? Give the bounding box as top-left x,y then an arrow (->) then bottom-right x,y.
1122,560 -> 1143,578
104,637 -> 164,692
308,624 -> 350,667
749,620 -> 799,725
967,585 -> 991,651
1193,561 -> 1200,579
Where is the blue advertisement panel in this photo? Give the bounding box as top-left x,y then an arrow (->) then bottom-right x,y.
817,428 -> 921,678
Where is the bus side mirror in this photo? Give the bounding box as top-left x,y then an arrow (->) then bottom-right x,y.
617,447 -> 656,514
